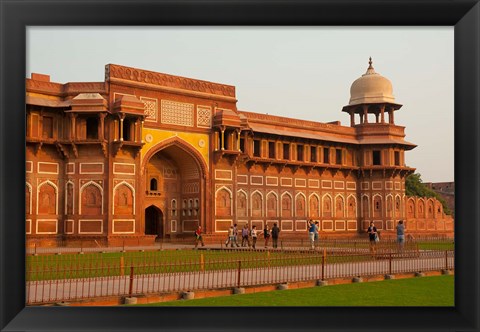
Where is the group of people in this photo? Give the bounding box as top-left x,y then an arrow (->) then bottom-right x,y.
225,223 -> 281,249
196,219 -> 408,251
367,220 -> 407,255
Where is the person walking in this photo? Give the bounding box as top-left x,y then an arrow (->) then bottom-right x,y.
194,225 -> 205,248
251,225 -> 258,249
263,225 -> 270,248
233,223 -> 240,247
241,224 -> 250,247
396,220 -> 405,253
271,223 -> 280,248
225,225 -> 235,248
367,221 -> 378,256
314,221 -> 320,246
308,220 -> 316,250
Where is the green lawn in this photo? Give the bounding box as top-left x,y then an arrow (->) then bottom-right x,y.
139,275 -> 454,306
26,249 -> 369,281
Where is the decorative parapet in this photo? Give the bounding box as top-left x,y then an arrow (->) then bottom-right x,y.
106,64 -> 236,98
239,110 -> 355,135
26,79 -> 106,97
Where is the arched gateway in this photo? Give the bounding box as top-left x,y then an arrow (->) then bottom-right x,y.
142,137 -> 209,239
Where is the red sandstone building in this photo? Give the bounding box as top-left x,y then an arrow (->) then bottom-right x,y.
25,60 -> 454,246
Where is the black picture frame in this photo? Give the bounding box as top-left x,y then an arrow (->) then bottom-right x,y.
1,1 -> 479,331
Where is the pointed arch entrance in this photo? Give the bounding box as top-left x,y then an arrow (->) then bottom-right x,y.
142,137 -> 210,237
145,205 -> 163,237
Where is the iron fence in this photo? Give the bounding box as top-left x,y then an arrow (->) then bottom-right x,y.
26,236 -> 454,255
26,249 -> 454,305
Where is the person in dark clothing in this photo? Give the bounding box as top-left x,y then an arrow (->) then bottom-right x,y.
367,221 -> 378,256
271,223 -> 280,248
263,225 -> 270,248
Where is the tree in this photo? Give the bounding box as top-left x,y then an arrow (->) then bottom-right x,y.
405,173 -> 452,215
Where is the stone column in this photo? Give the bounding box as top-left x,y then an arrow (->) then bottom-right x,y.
119,114 -> 125,141
134,119 -> 139,143
380,104 -> 385,124
98,113 -> 106,140
70,113 -> 77,140
237,130 -> 241,151
220,127 -> 225,151
140,120 -> 144,143
350,110 -> 355,127
363,105 -> 369,123
388,107 -> 395,124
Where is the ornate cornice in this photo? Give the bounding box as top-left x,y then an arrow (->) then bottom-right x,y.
26,80 -> 107,97
106,64 -> 236,98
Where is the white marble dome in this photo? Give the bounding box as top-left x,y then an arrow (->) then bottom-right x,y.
348,58 -> 395,106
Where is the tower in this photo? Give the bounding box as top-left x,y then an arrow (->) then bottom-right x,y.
343,58 -> 416,232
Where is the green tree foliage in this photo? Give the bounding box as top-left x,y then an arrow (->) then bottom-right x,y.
405,173 -> 451,215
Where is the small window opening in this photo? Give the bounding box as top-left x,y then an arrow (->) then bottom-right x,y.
323,148 -> 330,164
297,145 -> 304,161
150,178 -> 158,191
394,151 -> 400,166
373,150 -> 381,165
283,143 -> 290,160
310,146 -> 317,162
86,117 -> 98,139
268,142 -> 275,159
335,148 -> 342,165
253,140 -> 261,157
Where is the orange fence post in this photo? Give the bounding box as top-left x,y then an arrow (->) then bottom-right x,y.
129,266 -> 134,297
237,260 -> 242,287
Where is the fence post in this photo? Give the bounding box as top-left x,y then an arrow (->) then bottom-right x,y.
389,252 -> 392,275
129,266 -> 134,297
200,253 -> 205,272
237,260 -> 242,287
34,243 -> 37,256
445,250 -> 448,270
120,256 -> 125,276
321,248 -> 326,280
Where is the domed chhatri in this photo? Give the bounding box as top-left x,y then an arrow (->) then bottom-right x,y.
342,58 -> 402,127
349,57 -> 395,106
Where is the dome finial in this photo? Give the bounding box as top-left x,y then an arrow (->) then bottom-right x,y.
368,57 -> 373,69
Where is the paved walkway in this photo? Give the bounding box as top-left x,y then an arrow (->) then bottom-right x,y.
26,253 -> 453,304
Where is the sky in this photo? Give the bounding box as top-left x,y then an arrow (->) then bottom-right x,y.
26,27 -> 454,183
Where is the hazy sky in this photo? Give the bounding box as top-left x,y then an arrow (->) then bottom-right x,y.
26,27 -> 454,182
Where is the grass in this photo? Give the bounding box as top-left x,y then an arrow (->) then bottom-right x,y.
138,275 -> 454,306
26,243 -> 453,281
26,250 -> 332,281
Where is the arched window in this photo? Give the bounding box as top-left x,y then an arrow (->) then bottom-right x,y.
150,178 -> 158,191
309,195 -> 320,218
237,191 -> 247,217
335,196 -> 344,218
216,188 -> 232,216
322,195 -> 332,218
252,192 -> 263,217
281,193 -> 292,218
267,193 -> 278,218
296,194 -> 306,217
373,195 -> 382,218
